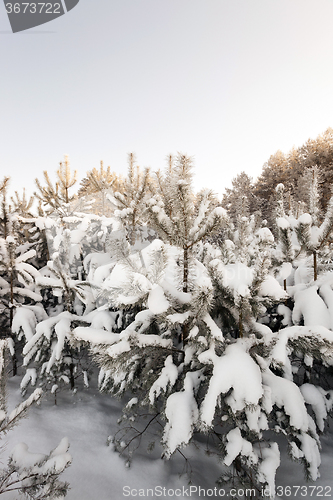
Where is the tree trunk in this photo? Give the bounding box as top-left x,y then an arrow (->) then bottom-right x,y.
313,250 -> 317,281
69,361 -> 75,390
238,308 -> 243,339
9,271 -> 17,376
183,246 -> 188,293
180,246 -> 189,348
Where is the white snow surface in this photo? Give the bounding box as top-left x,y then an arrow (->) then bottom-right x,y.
257,443 -> 280,496
276,217 -> 290,230
319,281 -> 333,330
276,304 -> 292,327
270,325 -> 333,375
256,227 -> 274,244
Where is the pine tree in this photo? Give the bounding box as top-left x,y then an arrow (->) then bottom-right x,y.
273,183 -> 296,292
295,170 -> 333,281
17,211 -> 118,396
35,156 -> 78,217
206,212 -> 284,338
252,128 -> 333,219
297,128 -> 333,210
147,154 -> 226,294
0,179 -> 41,375
0,340 -> 71,499
254,150 -> 290,225
78,161 -> 124,216
0,177 -> 11,240
221,172 -> 259,224
3,150 -> 333,496
19,219 -> 95,393
107,153 -> 151,245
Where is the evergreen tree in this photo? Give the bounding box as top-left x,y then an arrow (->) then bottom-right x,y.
297,128 -> 333,209
273,183 -> 296,291
221,171 -> 259,224
35,156 -> 78,217
87,228 -> 327,496
147,154 -> 226,295
295,172 -> 333,281
10,189 -> 34,218
0,340 -> 71,499
78,161 -> 124,216
0,179 -> 41,375
254,150 -> 289,224
206,212 -> 284,337
18,217 -> 96,394
107,153 -> 151,245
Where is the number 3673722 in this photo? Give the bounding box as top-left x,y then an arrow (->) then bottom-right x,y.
5,3 -> 61,14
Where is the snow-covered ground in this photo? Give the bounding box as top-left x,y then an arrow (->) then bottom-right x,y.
1,375 -> 333,500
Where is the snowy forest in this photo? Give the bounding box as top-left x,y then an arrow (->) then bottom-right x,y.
2,128 -> 333,499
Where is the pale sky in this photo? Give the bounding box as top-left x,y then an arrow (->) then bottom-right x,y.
1,0 -> 333,201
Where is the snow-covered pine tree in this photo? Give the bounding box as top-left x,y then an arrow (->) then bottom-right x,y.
295,167 -> 333,281
35,156 -> 78,217
86,236 -> 227,460
8,189 -> 51,273
221,171 -> 259,224
78,161 -> 123,216
16,208 -> 123,397
147,154 -> 226,292
107,153 -> 151,245
205,210 -> 286,337
5,153 -> 332,496
254,149 -> 290,227
16,213 -> 100,396
0,179 -> 42,375
10,189 -> 34,218
273,183 -> 296,294
0,339 -> 71,499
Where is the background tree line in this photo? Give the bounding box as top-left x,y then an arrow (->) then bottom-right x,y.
222,127 -> 333,227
